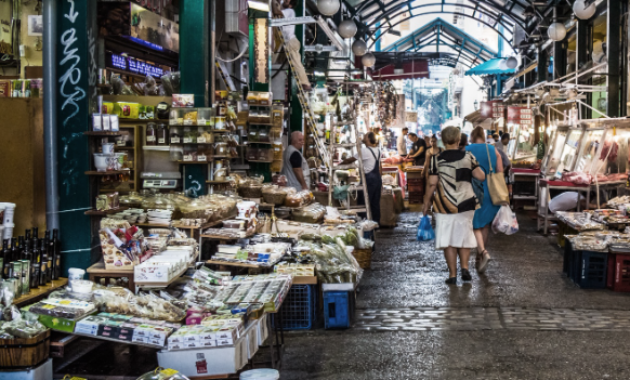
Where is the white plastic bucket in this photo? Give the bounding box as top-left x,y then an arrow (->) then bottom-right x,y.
240,369 -> 280,380
67,267 -> 85,289
2,223 -> 14,240
0,203 -> 6,224
2,203 -> 15,225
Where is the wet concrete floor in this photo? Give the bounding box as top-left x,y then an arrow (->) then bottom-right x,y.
279,212 -> 630,380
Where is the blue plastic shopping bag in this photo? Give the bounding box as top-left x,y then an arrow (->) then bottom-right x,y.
417,215 -> 435,241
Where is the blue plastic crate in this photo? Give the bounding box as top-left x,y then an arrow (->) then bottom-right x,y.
273,285 -> 316,330
323,291 -> 353,329
575,250 -> 608,289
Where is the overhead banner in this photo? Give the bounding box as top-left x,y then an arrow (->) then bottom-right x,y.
480,101 -> 493,119
507,106 -> 533,125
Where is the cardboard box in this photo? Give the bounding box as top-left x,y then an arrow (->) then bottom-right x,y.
157,339 -> 248,377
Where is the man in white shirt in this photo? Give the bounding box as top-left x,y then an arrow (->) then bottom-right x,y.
397,127 -> 408,156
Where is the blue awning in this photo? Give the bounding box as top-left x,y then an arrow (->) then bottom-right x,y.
465,58 -> 515,76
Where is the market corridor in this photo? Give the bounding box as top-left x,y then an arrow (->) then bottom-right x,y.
280,212 -> 630,380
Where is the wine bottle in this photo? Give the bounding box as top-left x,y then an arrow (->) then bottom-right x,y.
52,229 -> 61,280
39,239 -> 48,286
2,240 -> 10,279
32,227 -> 38,240
0,240 -> 5,280
10,238 -> 18,264
30,238 -> 40,288
17,236 -> 24,260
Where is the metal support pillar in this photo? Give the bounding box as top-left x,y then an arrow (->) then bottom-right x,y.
43,0 -> 58,231
289,0 -> 305,133
576,19 -> 591,118
55,0 -> 98,274
180,0 -> 211,196
607,0 -> 621,117
553,41 -> 567,80
537,47 -> 548,83
181,0 -> 209,107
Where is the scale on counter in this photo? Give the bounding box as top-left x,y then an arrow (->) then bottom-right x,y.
141,171 -> 181,189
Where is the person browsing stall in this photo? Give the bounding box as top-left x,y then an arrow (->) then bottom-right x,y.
397,127 -> 409,156
281,131 -> 310,191
340,132 -> 383,225
407,133 -> 427,166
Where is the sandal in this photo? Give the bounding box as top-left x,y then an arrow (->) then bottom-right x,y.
477,250 -> 491,274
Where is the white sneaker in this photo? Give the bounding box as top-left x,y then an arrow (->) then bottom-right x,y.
477,251 -> 491,274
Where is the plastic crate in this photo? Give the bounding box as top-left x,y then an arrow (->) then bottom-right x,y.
323,291 -> 354,329
272,285 -> 316,330
574,250 -> 608,289
607,253 -> 630,292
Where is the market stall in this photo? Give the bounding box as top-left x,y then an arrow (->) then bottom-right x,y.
537,117 -> 630,233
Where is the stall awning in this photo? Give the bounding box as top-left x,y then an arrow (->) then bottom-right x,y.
465,59 -> 516,76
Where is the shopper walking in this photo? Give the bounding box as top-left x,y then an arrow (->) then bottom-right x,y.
422,127 -> 486,284
424,135 -> 443,190
340,132 -> 382,225
465,126 -> 505,273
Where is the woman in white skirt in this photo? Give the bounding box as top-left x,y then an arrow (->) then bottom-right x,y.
422,127 -> 486,284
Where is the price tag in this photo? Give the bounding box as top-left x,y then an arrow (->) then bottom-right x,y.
146,136 -> 156,142
198,154 -> 207,162
158,138 -> 166,144
183,137 -> 192,143
117,140 -> 126,146
169,120 -> 179,126
171,137 -> 181,144
183,155 -> 193,162
183,120 -> 194,126
197,137 -> 207,143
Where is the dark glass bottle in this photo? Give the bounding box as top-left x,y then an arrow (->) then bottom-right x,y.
23,237 -> 31,262
30,239 -> 40,288
0,240 -> 4,280
17,236 -> 24,260
52,229 -> 61,280
47,232 -> 54,283
10,238 -> 18,263
2,240 -> 10,279
39,239 -> 48,286
32,227 -> 38,240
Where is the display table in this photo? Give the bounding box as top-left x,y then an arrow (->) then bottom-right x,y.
87,261 -> 135,291
510,168 -> 540,209
13,278 -> 68,307
537,179 -> 589,235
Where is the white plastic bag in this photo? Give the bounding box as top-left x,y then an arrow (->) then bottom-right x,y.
492,205 -> 519,235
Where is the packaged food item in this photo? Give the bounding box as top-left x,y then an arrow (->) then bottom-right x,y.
292,202 -> 326,224
114,102 -> 142,119
285,190 -> 315,208
172,94 -> 195,107
262,185 -> 295,205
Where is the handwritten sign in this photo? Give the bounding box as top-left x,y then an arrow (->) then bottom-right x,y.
405,111 -> 418,123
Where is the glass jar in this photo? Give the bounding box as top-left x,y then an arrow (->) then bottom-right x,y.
146,122 -> 157,146
169,145 -> 184,161
215,142 -> 228,156
157,123 -> 168,145
272,141 -> 283,160
183,127 -> 198,143
215,117 -> 226,130
170,126 -> 181,144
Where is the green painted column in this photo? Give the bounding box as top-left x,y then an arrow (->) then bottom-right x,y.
180,0 -> 209,107
56,0 -> 99,275
180,0 -> 210,195
289,0 -> 305,133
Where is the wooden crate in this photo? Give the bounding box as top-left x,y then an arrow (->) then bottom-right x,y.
0,329 -> 50,368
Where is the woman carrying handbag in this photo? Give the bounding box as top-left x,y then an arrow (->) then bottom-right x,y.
465,127 -> 509,274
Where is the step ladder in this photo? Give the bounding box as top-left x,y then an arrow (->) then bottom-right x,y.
326,93 -> 372,221
272,26 -> 330,168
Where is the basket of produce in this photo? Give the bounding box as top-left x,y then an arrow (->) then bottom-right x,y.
237,176 -> 265,198
352,248 -> 372,269
0,330 -> 51,368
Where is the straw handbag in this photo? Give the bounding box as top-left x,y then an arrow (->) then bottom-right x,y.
485,144 -> 510,205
